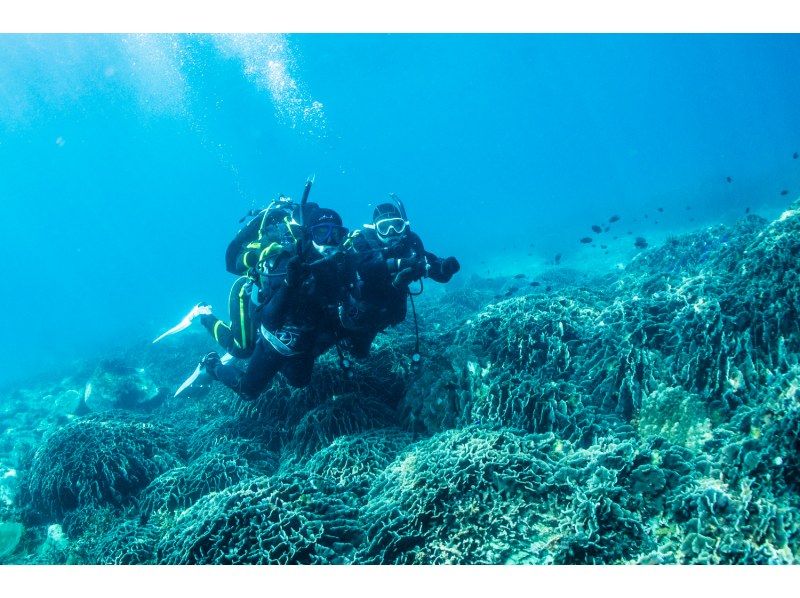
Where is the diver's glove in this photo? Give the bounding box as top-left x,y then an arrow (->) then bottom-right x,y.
393,256 -> 427,279
442,256 -> 461,278
392,267 -> 418,289
200,352 -> 222,380
285,255 -> 308,288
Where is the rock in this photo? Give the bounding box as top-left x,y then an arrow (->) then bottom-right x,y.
0,521 -> 24,560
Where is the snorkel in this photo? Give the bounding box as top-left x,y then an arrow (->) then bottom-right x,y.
297,174 -> 314,260
388,192 -> 408,221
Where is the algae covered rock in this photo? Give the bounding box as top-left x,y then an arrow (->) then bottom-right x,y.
0,521 -> 24,561
81,359 -> 166,413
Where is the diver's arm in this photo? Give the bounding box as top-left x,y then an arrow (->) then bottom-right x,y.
406,232 -> 460,283
424,252 -> 460,283
259,255 -> 305,331
352,231 -> 393,282
225,215 -> 264,274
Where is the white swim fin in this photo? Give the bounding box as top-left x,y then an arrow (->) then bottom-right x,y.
174,352 -> 233,398
152,303 -> 213,344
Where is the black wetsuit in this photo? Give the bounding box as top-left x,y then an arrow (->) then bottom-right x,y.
200,201 -> 311,359
211,244 -> 358,400
342,227 -> 456,357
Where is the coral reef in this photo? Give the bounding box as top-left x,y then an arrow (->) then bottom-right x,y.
80,519 -> 162,565
4,200 -> 800,564
232,345 -> 406,460
358,427 -> 560,564
155,472 -> 363,564
303,429 -> 413,495
19,413 -> 182,523
139,439 -> 278,520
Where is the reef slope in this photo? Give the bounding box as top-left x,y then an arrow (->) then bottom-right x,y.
2,202 -> 800,564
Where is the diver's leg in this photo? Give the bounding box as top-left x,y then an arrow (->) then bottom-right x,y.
200,315 -> 237,352
213,339 -> 282,400
281,352 -> 315,388
345,330 -> 377,359
199,277 -> 254,359
228,277 -> 256,358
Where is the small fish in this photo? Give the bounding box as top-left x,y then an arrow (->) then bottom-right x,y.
529,281 -> 541,287
644,214 -> 649,219
545,285 -> 552,292
554,253 -> 562,265
493,294 -> 503,300
580,237 -> 593,244
604,226 -> 610,232
794,152 -> 798,159
726,176 -> 733,183
657,207 -> 664,212
609,214 -> 620,223
513,273 -> 526,279
591,225 -> 602,234
505,286 -> 519,296
686,205 -> 692,210
613,236 -> 618,240
600,244 -> 607,249
781,189 -> 789,196
745,207 -> 750,214
627,230 -> 633,235
634,237 -> 648,249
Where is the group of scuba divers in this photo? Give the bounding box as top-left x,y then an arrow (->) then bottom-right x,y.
158,179 -> 460,401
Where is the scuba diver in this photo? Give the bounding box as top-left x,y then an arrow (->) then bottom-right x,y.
198,204 -> 357,400
154,193 -> 308,365
338,194 -> 460,361
196,195 -> 310,360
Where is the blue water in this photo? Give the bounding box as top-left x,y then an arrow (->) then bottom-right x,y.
1,33 -> 799,388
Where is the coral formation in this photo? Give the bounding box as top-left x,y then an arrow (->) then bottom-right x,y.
4,200 -> 800,564
303,429 -> 413,495
155,472 -> 363,564
19,413 -> 181,522
358,427 -> 560,564
82,519 -> 162,565
139,439 -> 277,520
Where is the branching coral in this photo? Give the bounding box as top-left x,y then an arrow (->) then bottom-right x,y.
20,413 -> 181,522
358,427 -> 560,564
155,472 -> 363,564
303,429 -> 413,496
139,439 -> 277,519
